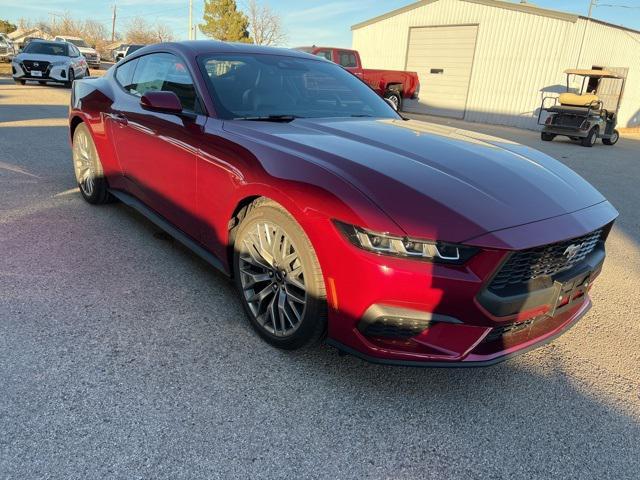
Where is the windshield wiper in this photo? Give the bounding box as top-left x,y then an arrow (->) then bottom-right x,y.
235,115 -> 302,122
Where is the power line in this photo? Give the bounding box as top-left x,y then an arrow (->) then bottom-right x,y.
597,3 -> 640,8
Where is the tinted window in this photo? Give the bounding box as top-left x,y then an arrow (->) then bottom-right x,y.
314,49 -> 332,61
23,42 -> 68,56
199,54 -> 398,120
67,38 -> 89,48
115,59 -> 138,91
128,53 -> 199,112
338,51 -> 357,68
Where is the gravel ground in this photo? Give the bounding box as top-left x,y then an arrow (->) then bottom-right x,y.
1,78 -> 639,479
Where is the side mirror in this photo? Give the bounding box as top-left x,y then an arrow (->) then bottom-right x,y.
384,97 -> 399,111
140,91 -> 183,114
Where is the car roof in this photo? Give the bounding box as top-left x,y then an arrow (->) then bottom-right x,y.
135,40 -> 315,60
57,36 -> 83,40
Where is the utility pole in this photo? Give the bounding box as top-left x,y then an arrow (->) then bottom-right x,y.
576,0 -> 597,68
188,0 -> 193,40
111,3 -> 117,42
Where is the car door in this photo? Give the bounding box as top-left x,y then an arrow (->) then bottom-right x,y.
108,52 -> 206,236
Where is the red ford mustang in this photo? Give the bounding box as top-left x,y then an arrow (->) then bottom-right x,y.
68,41 -> 618,366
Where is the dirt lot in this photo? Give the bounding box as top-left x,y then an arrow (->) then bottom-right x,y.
1,79 -> 639,479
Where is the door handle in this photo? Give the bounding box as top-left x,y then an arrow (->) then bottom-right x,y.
111,112 -> 128,126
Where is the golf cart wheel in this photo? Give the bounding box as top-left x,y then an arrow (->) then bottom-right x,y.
602,129 -> 619,146
581,127 -> 598,147
541,132 -> 555,141
384,91 -> 402,111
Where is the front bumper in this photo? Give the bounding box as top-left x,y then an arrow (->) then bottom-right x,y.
315,202 -> 617,366
12,62 -> 69,82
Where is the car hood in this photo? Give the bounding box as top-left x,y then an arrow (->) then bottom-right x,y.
222,118 -> 606,242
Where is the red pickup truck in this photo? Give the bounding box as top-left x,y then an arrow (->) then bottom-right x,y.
295,46 -> 419,110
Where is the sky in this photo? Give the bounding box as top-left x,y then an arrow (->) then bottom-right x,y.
1,0 -> 639,47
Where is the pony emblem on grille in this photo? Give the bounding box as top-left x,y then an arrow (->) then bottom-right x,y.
563,243 -> 584,261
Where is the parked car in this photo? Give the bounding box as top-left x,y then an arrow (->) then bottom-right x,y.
68,41 -> 617,367
124,44 -> 145,57
0,33 -> 16,60
54,35 -> 100,67
111,43 -> 129,62
295,46 -> 419,110
12,40 -> 89,87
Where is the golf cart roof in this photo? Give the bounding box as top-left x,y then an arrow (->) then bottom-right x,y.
564,69 -> 622,79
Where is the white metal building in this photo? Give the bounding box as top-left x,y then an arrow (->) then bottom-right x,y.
352,0 -> 640,129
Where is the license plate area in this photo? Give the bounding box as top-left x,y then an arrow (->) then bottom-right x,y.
550,270 -> 593,315
31,70 -> 42,77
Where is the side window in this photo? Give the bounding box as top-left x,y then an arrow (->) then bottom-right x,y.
314,49 -> 332,62
115,59 -> 138,92
338,51 -> 357,68
70,45 -> 79,57
129,53 -> 199,112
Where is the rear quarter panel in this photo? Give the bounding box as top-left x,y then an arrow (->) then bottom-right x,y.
70,75 -> 124,187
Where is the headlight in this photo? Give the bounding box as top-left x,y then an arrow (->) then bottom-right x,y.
334,221 -> 478,264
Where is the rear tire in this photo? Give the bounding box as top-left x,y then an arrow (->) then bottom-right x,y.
84,68 -> 90,78
72,123 -> 114,204
233,199 -> 327,350
541,132 -> 555,141
581,127 -> 598,147
384,91 -> 402,111
602,129 -> 619,146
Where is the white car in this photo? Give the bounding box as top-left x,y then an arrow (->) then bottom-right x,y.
12,40 -> 89,87
54,35 -> 101,67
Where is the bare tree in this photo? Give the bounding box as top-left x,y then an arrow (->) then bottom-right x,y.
124,17 -> 175,44
246,0 -> 286,46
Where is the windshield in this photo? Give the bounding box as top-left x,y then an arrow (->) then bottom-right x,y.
198,53 -> 399,120
67,38 -> 89,48
24,42 -> 69,56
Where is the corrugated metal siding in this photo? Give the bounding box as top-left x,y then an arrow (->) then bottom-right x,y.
352,0 -> 640,128
405,25 -> 478,118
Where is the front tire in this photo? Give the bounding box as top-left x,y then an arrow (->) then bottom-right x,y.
72,123 -> 113,204
581,127 -> 598,147
233,200 -> 327,350
541,132 -> 555,141
602,129 -> 619,146
65,68 -> 75,88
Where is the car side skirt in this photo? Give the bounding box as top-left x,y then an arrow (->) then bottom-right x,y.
109,189 -> 229,276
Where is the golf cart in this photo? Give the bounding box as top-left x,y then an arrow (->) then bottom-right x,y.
538,69 -> 626,147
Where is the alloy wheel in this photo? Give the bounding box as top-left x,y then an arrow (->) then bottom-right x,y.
72,128 -> 95,196
238,221 -> 307,337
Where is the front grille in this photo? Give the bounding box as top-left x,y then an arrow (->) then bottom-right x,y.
363,317 -> 432,339
22,60 -> 51,72
489,230 -> 602,292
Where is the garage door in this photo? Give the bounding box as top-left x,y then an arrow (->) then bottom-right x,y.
404,25 -> 478,118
